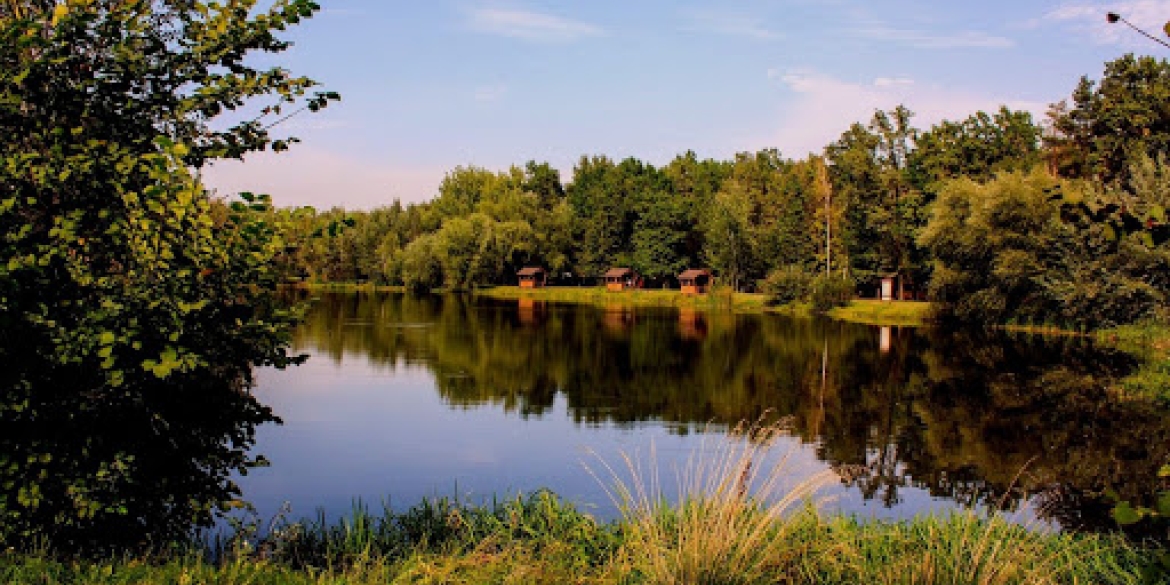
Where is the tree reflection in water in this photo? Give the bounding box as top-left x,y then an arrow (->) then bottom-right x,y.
294,291 -> 1170,534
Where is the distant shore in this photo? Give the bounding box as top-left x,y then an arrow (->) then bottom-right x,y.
289,282 -> 935,327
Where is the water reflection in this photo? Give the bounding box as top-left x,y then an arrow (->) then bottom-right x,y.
292,292 -> 1170,532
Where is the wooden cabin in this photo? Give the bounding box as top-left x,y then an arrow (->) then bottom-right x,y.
604,267 -> 642,291
678,269 -> 712,295
517,266 -> 547,289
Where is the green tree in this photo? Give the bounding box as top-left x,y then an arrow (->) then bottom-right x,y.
920,169 -> 1167,328
663,151 -> 731,268
910,107 -> 1042,193
827,107 -> 925,297
0,0 -> 335,552
1047,54 -> 1170,184
703,181 -> 754,291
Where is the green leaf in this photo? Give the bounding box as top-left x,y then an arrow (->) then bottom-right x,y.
1156,492 -> 1170,517
1112,501 -> 1144,525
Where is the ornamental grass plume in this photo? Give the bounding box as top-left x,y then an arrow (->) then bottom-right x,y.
588,419 -> 834,585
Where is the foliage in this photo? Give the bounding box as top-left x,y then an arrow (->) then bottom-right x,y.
0,0 -> 335,553
910,107 -> 1042,192
760,266 -> 815,306
808,274 -> 855,313
921,168 -> 1168,329
1,488 -> 1151,584
1046,54 -> 1170,185
826,107 -> 928,294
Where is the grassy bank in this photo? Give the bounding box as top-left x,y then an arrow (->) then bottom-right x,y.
1099,321 -> 1170,404
475,286 -> 933,326
824,299 -> 933,327
1,491 -> 1151,584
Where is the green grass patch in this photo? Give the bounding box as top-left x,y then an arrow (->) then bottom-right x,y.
824,299 -> 933,326
2,494 -> 1151,584
1098,321 -> 1170,404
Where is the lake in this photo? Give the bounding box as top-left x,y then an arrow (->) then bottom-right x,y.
233,291 -> 1170,533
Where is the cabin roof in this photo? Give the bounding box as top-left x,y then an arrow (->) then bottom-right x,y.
517,267 -> 545,276
604,267 -> 635,278
678,269 -> 711,279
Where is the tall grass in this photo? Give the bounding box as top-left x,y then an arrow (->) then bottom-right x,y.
588,420 -> 1148,585
589,421 -> 835,584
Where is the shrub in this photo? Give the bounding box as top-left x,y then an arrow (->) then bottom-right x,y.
760,266 -> 814,306
809,275 -> 854,313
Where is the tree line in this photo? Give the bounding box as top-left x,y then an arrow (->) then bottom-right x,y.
276,54 -> 1170,329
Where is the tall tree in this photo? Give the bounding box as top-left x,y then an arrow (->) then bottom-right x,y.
827,107 -> 924,295
1047,54 -> 1170,184
910,107 -> 1042,193
0,0 -> 336,551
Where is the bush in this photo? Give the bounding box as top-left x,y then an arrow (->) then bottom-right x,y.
809,275 -> 854,313
760,266 -> 814,306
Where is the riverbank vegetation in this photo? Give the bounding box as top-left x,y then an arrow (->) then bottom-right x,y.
0,491 -> 1153,584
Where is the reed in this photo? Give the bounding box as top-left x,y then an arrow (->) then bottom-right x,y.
805,511 -> 1146,585
589,421 -> 836,585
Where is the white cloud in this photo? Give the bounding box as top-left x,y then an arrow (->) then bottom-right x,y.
473,84 -> 508,103
760,69 -> 1048,158
200,146 -> 446,209
1039,1 -> 1170,46
468,7 -> 603,42
679,9 -> 780,40
873,77 -> 915,88
856,25 -> 1014,49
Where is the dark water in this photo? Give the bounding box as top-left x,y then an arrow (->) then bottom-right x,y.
234,292 -> 1170,532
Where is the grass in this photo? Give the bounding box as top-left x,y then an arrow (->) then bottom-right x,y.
1097,321 -> 1170,404
588,421 -> 837,585
825,299 -> 933,327
3,422 -> 1155,584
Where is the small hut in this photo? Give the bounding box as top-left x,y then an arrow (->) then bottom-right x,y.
678,269 -> 712,295
604,267 -> 642,291
517,267 -> 547,289
879,272 -> 897,301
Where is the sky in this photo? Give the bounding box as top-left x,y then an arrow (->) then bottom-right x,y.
201,0 -> 1170,209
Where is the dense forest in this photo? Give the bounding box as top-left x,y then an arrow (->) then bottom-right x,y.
276,54 -> 1170,329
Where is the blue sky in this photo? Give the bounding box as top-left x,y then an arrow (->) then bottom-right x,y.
202,0 -> 1170,209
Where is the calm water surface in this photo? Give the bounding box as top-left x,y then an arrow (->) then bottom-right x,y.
238,292 -> 1170,532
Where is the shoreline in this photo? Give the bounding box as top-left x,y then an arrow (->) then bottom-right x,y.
1,490 -> 1150,584
287,282 -> 936,327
